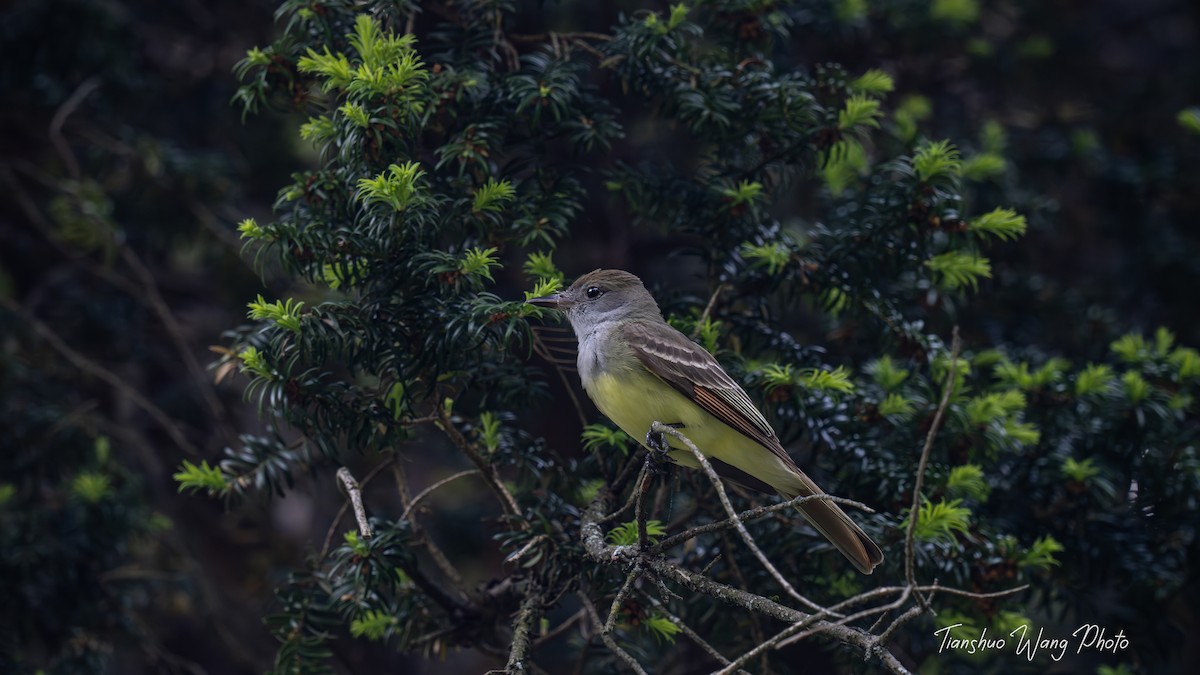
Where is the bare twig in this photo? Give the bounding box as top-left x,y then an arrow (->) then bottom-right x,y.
641,595 -> 744,673
436,404 -> 523,522
904,328 -> 962,602
1,295 -> 199,456
690,282 -> 728,340
634,460 -> 654,550
532,329 -> 587,427
319,459 -> 393,561
579,592 -> 649,675
49,76 -> 101,180
532,608 -> 586,648
400,469 -> 482,521
580,485 -> 910,674
120,245 -> 238,447
604,565 -> 642,634
336,467 -> 373,539
394,462 -> 466,585
652,492 -> 873,553
650,422 -> 832,615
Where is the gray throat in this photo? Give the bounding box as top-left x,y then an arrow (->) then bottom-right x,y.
573,319 -> 621,384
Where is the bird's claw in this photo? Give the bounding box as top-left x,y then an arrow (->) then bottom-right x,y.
645,429 -> 669,456
645,422 -> 683,458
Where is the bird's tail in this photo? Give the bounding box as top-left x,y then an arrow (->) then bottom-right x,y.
780,470 -> 883,575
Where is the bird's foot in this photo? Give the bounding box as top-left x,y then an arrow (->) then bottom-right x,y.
645,422 -> 683,460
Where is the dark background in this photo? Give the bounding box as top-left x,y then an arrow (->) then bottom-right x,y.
2,0 -> 1198,672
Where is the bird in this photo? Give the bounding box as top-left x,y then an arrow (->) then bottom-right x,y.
528,268 -> 883,574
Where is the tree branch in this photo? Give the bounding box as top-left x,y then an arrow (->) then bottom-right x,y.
904,328 -> 962,601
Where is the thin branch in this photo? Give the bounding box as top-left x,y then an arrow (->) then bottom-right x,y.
634,460 -> 654,550
532,329 -> 587,427
690,282 -> 728,340
604,565 -> 642,634
641,595 -> 744,673
579,592 -> 649,675
336,467 -> 373,539
120,245 -> 238,447
509,31 -> 613,43
436,404 -> 523,522
580,487 -> 909,674
532,608 -> 586,648
49,76 -> 101,180
1,295 -> 199,456
400,468 -> 482,521
716,617 -> 812,675
650,422 -> 832,615
652,492 -> 873,553
318,459 -> 392,561
904,328 -> 962,601
394,462 -> 467,586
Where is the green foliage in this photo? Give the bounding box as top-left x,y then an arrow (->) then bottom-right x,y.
994,358 -> 1067,390
968,208 -> 1027,241
931,0 -> 981,25
644,613 -> 682,644
524,252 -> 561,281
850,69 -> 894,95
247,295 -> 306,333
963,389 -> 1026,425
350,610 -> 398,641
582,425 -> 633,455
1019,536 -> 1064,570
1122,371 -> 1150,404
239,346 -> 275,380
867,356 -> 909,391
478,412 -> 502,454
473,179 -> 516,213
525,277 -> 565,305
822,139 -> 869,193
911,498 -> 972,544
238,217 -> 267,240
70,473 -> 112,504
879,393 -> 916,418
838,95 -> 883,132
173,460 -> 230,496
357,162 -> 428,212
834,0 -> 868,23
721,180 -> 764,207
458,247 -> 502,283
946,465 -> 989,501
740,241 -> 792,275
1178,108 -> 1200,135
961,153 -> 1007,181
912,139 -> 962,183
802,366 -> 856,395
761,363 -> 855,396
151,2 -> 1200,672
894,94 -> 932,141
1061,456 -> 1101,483
607,520 -> 666,546
1172,347 -> 1200,379
925,251 -> 992,290
1075,363 -> 1116,396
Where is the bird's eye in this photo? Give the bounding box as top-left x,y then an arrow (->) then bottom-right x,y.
585,286 -> 604,299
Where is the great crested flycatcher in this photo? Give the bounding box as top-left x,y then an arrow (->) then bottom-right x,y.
529,269 -> 883,574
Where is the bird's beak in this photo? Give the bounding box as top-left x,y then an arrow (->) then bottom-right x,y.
526,292 -> 563,309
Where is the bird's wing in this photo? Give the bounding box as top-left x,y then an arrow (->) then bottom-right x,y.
621,320 -> 883,575
620,321 -> 799,471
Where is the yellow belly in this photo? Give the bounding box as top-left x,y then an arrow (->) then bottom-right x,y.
583,369 -> 799,492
